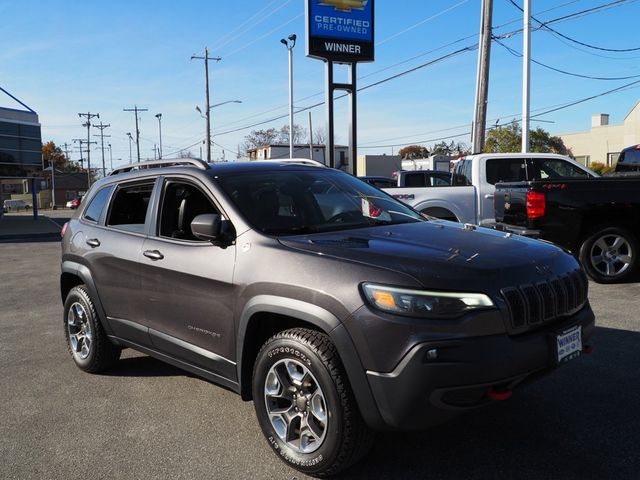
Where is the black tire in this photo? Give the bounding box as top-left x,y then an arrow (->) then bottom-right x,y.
579,226 -> 638,283
63,285 -> 121,372
252,328 -> 373,477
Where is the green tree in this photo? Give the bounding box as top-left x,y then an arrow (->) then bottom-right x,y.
399,144 -> 429,159
484,121 -> 571,155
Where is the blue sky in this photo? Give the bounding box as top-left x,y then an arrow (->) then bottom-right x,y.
1,0 -> 639,168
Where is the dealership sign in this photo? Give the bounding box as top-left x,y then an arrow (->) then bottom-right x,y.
306,0 -> 374,63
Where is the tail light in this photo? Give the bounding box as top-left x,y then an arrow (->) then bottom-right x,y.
526,191 -> 545,219
61,222 -> 69,238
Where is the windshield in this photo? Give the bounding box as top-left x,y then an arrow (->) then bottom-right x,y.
215,169 -> 425,235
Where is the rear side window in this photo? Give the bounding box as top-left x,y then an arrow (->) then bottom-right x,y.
82,186 -> 113,223
106,182 -> 155,233
404,173 -> 427,187
486,158 -> 526,185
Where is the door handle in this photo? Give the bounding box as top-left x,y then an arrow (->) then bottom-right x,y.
484,194 -> 494,199
143,249 -> 164,261
86,238 -> 100,248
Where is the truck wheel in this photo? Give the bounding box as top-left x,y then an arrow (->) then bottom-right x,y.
252,328 -> 373,477
63,285 -> 121,372
579,227 -> 638,283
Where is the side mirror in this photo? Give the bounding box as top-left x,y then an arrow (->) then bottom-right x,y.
191,214 -> 223,241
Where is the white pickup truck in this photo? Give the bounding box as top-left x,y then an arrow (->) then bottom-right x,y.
382,153 -> 596,225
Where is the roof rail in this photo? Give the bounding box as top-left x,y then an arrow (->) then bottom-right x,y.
258,158 -> 328,168
110,158 -> 210,176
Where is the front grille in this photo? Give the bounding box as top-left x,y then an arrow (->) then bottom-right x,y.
501,269 -> 588,333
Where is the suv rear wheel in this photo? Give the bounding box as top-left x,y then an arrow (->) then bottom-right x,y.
64,285 -> 121,372
252,328 -> 373,477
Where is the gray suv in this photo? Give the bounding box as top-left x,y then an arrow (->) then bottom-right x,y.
60,159 -> 595,477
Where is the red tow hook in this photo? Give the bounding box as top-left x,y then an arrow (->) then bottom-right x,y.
488,388 -> 512,401
583,345 -> 594,354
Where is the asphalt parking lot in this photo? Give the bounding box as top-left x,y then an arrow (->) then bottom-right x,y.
1,238 -> 639,479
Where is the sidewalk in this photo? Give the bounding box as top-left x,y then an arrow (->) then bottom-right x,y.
0,214 -> 64,241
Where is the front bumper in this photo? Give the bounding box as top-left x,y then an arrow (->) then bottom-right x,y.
365,305 -> 595,430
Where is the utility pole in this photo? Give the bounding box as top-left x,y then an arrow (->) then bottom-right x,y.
471,0 -> 493,153
308,111 -> 313,160
191,48 -> 221,162
61,142 -> 72,163
522,0 -> 531,153
78,112 -> 99,184
123,105 -> 148,162
73,138 -> 94,186
93,122 -> 111,177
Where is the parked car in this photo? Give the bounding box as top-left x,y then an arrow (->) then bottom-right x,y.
3,199 -> 31,212
614,144 -> 640,173
494,175 -> 640,283
360,171 -> 452,190
61,158 -> 595,476
358,176 -> 397,189
383,153 -> 596,224
66,197 -> 82,209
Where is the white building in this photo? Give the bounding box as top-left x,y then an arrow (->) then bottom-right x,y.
246,144 -> 350,168
559,99 -> 640,166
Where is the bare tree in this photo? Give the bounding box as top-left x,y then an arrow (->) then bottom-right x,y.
312,127 -> 327,145
278,124 -> 307,145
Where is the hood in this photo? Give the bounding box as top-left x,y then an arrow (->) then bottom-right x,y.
278,221 -> 579,292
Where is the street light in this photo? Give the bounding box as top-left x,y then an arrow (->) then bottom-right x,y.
280,33 -> 296,159
107,143 -> 113,170
195,100 -> 242,161
155,113 -> 163,159
126,132 -> 133,164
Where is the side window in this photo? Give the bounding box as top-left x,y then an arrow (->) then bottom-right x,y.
159,181 -> 217,241
82,185 -> 113,223
621,149 -> 640,165
430,174 -> 451,186
404,173 -> 427,188
106,182 -> 155,233
530,158 -> 589,179
452,160 -> 472,186
486,158 -> 526,185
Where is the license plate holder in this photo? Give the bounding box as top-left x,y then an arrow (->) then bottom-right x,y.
556,325 -> 582,364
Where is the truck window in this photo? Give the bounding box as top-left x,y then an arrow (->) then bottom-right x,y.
404,173 -> 427,188
486,158 -> 526,185
452,160 -> 472,186
619,148 -> 640,165
528,158 -> 589,179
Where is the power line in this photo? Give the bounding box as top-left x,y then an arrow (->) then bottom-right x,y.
211,0 -> 609,133
493,36 -> 640,80
506,0 -> 640,52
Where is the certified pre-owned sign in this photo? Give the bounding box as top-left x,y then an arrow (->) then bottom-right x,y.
306,0 -> 374,63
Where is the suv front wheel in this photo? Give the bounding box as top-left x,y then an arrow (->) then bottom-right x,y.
252,328 -> 373,477
64,285 -> 121,372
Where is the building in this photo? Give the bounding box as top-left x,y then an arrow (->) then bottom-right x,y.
0,104 -> 42,178
246,144 -> 350,168
356,154 -> 402,177
559,99 -> 640,167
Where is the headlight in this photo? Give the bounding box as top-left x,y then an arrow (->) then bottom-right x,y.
362,283 -> 494,319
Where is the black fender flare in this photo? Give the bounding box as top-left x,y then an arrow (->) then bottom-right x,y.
61,261 -> 115,336
237,295 -> 385,430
